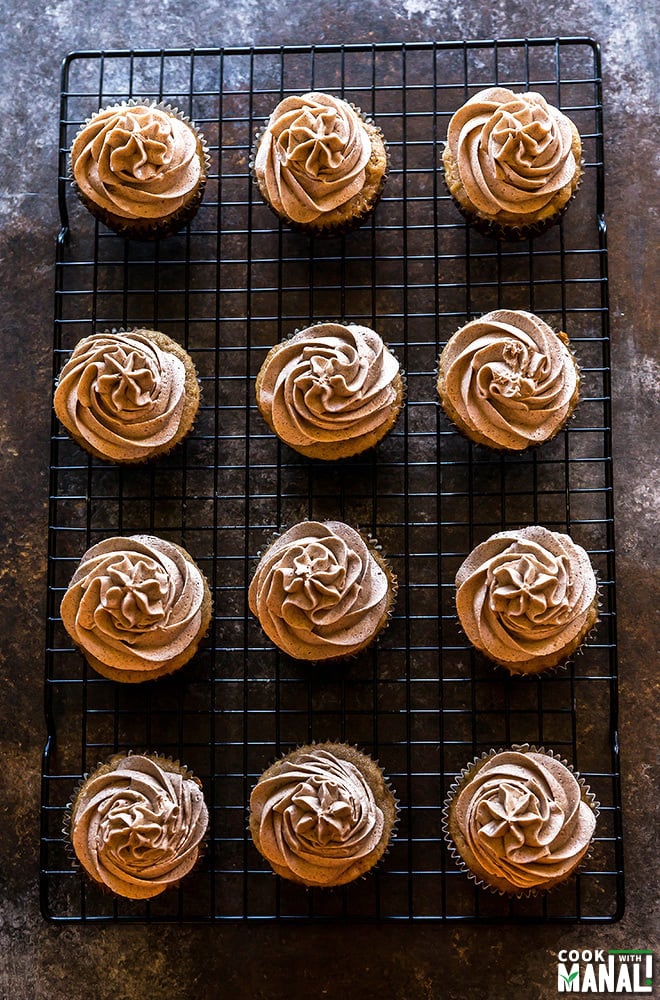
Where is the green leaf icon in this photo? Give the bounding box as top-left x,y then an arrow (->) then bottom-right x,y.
560,971 -> 579,985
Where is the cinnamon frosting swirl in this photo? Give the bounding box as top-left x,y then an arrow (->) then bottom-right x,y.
249,744 -> 396,886
54,329 -> 198,462
455,526 -> 598,673
446,748 -> 597,893
443,87 -> 581,232
61,534 -> 211,681
248,521 -> 395,661
70,101 -> 206,228
70,754 -> 208,898
256,323 -> 403,458
438,310 -> 579,450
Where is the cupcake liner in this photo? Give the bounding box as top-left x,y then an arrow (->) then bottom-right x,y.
55,326 -> 202,465
65,751 -> 209,898
69,99 -> 211,240
442,744 -> 599,898
249,521 -> 398,664
248,741 -> 399,888
250,100 -> 389,238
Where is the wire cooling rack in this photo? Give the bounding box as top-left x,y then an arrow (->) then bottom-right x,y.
41,38 -> 623,923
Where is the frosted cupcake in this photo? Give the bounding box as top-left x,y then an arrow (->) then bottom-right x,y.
443,746 -> 598,895
53,329 -> 200,463
60,534 -> 212,682
442,88 -> 582,239
252,91 -> 389,236
248,520 -> 397,662
437,310 -> 580,450
68,753 -> 208,899
249,742 -> 398,887
255,322 -> 404,459
69,100 -> 210,239
455,526 -> 598,675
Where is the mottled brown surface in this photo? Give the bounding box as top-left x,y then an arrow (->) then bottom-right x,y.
1,3 -> 657,999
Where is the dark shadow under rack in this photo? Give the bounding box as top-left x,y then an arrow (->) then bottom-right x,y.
41,38 -> 623,923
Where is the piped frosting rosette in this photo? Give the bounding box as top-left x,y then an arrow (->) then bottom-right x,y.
254,92 -> 372,225
60,534 -> 211,681
438,310 -> 579,450
443,87 -> 582,237
248,521 -> 396,661
256,323 -> 403,458
70,100 -> 209,237
455,526 -> 598,674
69,753 -> 208,899
249,744 -> 397,887
54,329 -> 197,462
443,746 -> 598,895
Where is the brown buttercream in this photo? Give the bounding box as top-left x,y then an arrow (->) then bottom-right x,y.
70,754 -> 208,898
248,521 -> 395,661
54,329 -> 197,462
254,92 -> 372,224
256,323 -> 402,458
448,748 -> 596,893
455,526 -> 598,672
61,534 -> 210,680
70,101 -> 206,227
438,310 -> 579,450
249,746 -> 386,887
443,87 -> 581,227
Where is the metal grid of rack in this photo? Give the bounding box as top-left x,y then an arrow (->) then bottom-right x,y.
41,38 -> 623,922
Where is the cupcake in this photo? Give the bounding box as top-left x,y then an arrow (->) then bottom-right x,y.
443,745 -> 598,895
442,87 -> 582,240
437,310 -> 580,450
252,91 -> 388,236
248,520 -> 397,662
68,753 -> 208,899
255,322 -> 404,459
249,742 -> 398,887
53,328 -> 200,463
455,526 -> 598,675
69,99 -> 210,239
60,534 -> 213,682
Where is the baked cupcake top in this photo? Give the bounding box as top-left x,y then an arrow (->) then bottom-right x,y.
61,535 -> 208,678
445,87 -> 579,223
70,754 -> 208,898
249,745 -> 386,886
254,92 -> 372,224
448,748 -> 596,892
248,520 -> 393,661
70,101 -> 205,223
455,526 -> 597,670
256,323 -> 401,457
54,329 -> 195,462
438,309 -> 579,450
